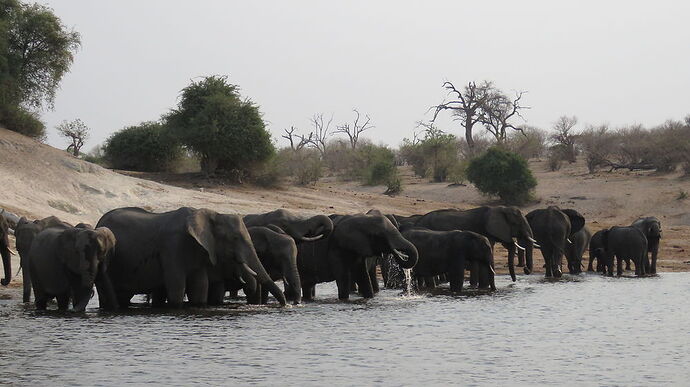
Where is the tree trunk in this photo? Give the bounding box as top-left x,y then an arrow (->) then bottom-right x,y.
465,116 -> 475,151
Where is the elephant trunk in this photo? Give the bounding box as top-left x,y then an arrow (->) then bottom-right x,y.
242,244 -> 287,306
389,236 -> 418,270
524,239 -> 534,275
282,260 -> 302,305
95,264 -> 118,310
1,244 -> 10,286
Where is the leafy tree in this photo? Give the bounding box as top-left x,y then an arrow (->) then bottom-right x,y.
56,118 -> 89,156
165,76 -> 274,176
0,0 -> 80,138
466,147 -> 536,205
103,121 -> 181,172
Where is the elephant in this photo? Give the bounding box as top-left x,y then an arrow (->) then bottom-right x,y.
565,226 -> 592,274
1,216 -> 12,287
402,228 -> 495,293
415,206 -> 537,282
600,226 -> 648,277
297,213 -> 418,301
392,214 -> 422,230
525,206 -> 585,277
14,216 -> 73,302
587,229 -> 608,273
96,207 -> 286,308
220,226 -> 301,305
28,226 -> 117,311
243,209 -> 333,243
630,217 -> 661,274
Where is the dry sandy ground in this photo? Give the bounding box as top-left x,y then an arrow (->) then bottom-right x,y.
1,127 -> 689,287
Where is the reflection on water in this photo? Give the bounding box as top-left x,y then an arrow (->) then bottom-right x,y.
1,273 -> 689,385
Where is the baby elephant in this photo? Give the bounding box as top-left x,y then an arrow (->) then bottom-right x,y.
601,226 -> 648,277
29,226 -> 116,311
402,228 -> 495,293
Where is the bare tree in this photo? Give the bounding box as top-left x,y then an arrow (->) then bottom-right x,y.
306,113 -> 333,157
431,81 -> 495,150
282,126 -> 311,152
56,118 -> 90,157
335,109 -> 374,150
480,90 -> 528,143
550,115 -> 578,162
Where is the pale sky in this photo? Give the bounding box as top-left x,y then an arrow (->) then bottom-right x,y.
35,1 -> 690,152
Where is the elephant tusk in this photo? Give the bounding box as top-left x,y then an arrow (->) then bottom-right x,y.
242,263 -> 258,277
393,249 -> 409,261
532,242 -> 541,249
567,238 -> 573,244
238,276 -> 246,285
300,234 -> 324,242
8,248 -> 17,256
489,265 -> 496,276
513,241 -> 526,251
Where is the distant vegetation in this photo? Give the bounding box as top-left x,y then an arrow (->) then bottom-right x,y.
0,0 -> 80,140
103,121 -> 181,172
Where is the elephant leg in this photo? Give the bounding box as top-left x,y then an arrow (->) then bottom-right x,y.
35,297 -> 48,310
57,294 -> 70,311
21,255 -> 31,303
227,288 -> 239,298
543,248 -> 553,277
117,293 -> 134,308
369,266 -> 379,294
644,252 -> 651,274
164,267 -> 187,308
246,283 -> 262,304
424,276 -> 436,289
616,256 -> 623,277
587,253 -> 595,272
553,251 -> 563,278
260,286 -> 270,304
651,248 -> 658,274
151,287 -> 167,307
355,262 -> 374,299
469,263 -> 478,288
301,283 -> 314,301
186,269 -> 209,306
207,282 -> 226,306
517,248 -> 525,267
624,259 -> 631,271
34,287 -> 47,310
507,244 -> 517,282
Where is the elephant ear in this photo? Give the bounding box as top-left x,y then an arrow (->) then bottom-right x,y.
186,209 -> 217,265
562,209 -> 585,235
94,227 -> 116,267
486,207 -> 512,243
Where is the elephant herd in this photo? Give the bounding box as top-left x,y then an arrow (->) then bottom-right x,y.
0,205 -> 661,312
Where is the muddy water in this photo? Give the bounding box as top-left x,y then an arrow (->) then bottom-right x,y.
1,273 -> 689,386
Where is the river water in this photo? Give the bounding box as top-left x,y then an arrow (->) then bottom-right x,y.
1,273 -> 689,386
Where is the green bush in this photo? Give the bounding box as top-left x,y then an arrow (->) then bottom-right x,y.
103,121 -> 181,172
0,105 -> 45,140
466,147 -> 537,205
399,130 -> 461,182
